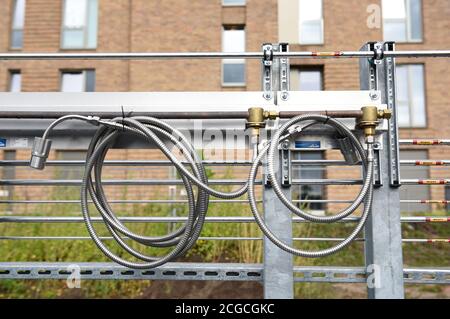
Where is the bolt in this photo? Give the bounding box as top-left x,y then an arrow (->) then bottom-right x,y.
281,92 -> 289,100
370,92 -> 379,100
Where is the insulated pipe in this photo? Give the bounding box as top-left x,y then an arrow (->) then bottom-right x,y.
0,110 -> 362,119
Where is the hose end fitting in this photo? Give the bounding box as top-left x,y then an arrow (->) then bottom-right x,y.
246,107 -> 266,145
357,106 -> 390,137
30,137 -> 52,170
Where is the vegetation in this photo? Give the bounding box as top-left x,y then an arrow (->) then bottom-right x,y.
0,165 -> 448,298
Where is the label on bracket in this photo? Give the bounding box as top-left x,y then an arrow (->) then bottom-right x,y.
295,141 -> 321,149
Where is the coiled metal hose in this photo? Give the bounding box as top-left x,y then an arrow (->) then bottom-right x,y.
247,114 -> 374,257
32,113 -> 373,266
34,115 -> 248,269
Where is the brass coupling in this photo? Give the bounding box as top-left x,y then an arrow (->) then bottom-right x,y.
246,107 -> 280,138
356,106 -> 392,137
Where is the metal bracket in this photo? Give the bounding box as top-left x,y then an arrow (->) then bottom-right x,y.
262,44 -> 274,100
373,142 -> 382,187
372,42 -> 385,65
279,43 -> 290,101
280,140 -> 291,187
384,41 -> 401,187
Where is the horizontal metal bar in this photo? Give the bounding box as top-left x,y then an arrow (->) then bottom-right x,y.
0,50 -> 449,61
0,179 -> 253,186
0,262 -> 447,284
0,199 -> 355,204
2,159 -> 448,167
0,160 -> 254,167
401,179 -> 449,185
1,235 -> 446,243
400,160 -> 450,166
0,159 -> 360,167
0,216 -> 360,224
0,178 -> 366,186
399,139 -> 450,146
0,110 -> 363,119
1,216 -> 446,224
401,200 -> 449,204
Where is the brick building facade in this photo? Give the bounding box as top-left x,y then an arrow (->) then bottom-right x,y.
0,0 -> 449,212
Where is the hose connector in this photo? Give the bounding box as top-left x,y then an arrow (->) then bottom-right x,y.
30,137 -> 52,170
357,106 -> 392,137
246,107 -> 266,146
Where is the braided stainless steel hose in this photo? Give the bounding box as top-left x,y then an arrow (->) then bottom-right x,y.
247,114 -> 374,257
31,115 -> 249,269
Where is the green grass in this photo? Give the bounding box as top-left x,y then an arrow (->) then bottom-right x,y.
0,164 -> 448,298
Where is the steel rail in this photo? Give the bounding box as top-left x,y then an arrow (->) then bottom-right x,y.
0,216 -> 447,224
0,178 -> 365,186
0,50 -> 449,61
399,139 -> 450,145
0,235 -> 447,243
2,159 -> 449,167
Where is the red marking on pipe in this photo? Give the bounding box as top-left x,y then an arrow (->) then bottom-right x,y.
418,180 -> 447,185
415,160 -> 444,166
427,239 -> 450,243
312,51 -> 343,57
412,139 -> 442,145
425,217 -> 450,222
421,200 -> 449,204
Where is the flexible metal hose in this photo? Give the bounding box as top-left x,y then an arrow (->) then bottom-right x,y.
33,113 -> 373,265
247,114 -> 374,257
37,115 -> 249,269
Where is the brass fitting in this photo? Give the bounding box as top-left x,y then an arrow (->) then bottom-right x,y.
246,107 -> 280,142
378,108 -> 392,120
357,106 -> 391,137
263,110 -> 279,120
246,107 -> 266,141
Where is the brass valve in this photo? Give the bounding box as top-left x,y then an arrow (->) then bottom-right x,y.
246,107 -> 280,140
356,106 -> 392,137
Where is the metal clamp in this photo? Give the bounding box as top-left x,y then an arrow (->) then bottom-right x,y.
279,43 -> 290,101
372,42 -> 384,65
262,44 -> 274,100
280,140 -> 291,187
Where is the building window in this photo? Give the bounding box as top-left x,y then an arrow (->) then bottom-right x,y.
10,0 -> 26,49
61,0 -> 98,49
222,26 -> 246,86
292,68 -> 324,210
396,64 -> 426,128
291,68 -> 323,91
293,152 -> 325,211
61,70 -> 95,92
9,71 -> 22,92
222,0 -> 245,6
299,0 -> 323,45
382,0 -> 422,42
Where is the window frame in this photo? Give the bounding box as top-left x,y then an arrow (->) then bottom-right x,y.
382,0 -> 423,43
60,69 -> 95,92
8,70 -> 22,92
298,0 -> 324,45
10,0 -> 26,49
292,66 -> 324,91
222,0 -> 246,6
61,0 -> 98,50
396,63 -> 427,128
221,26 -> 246,87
